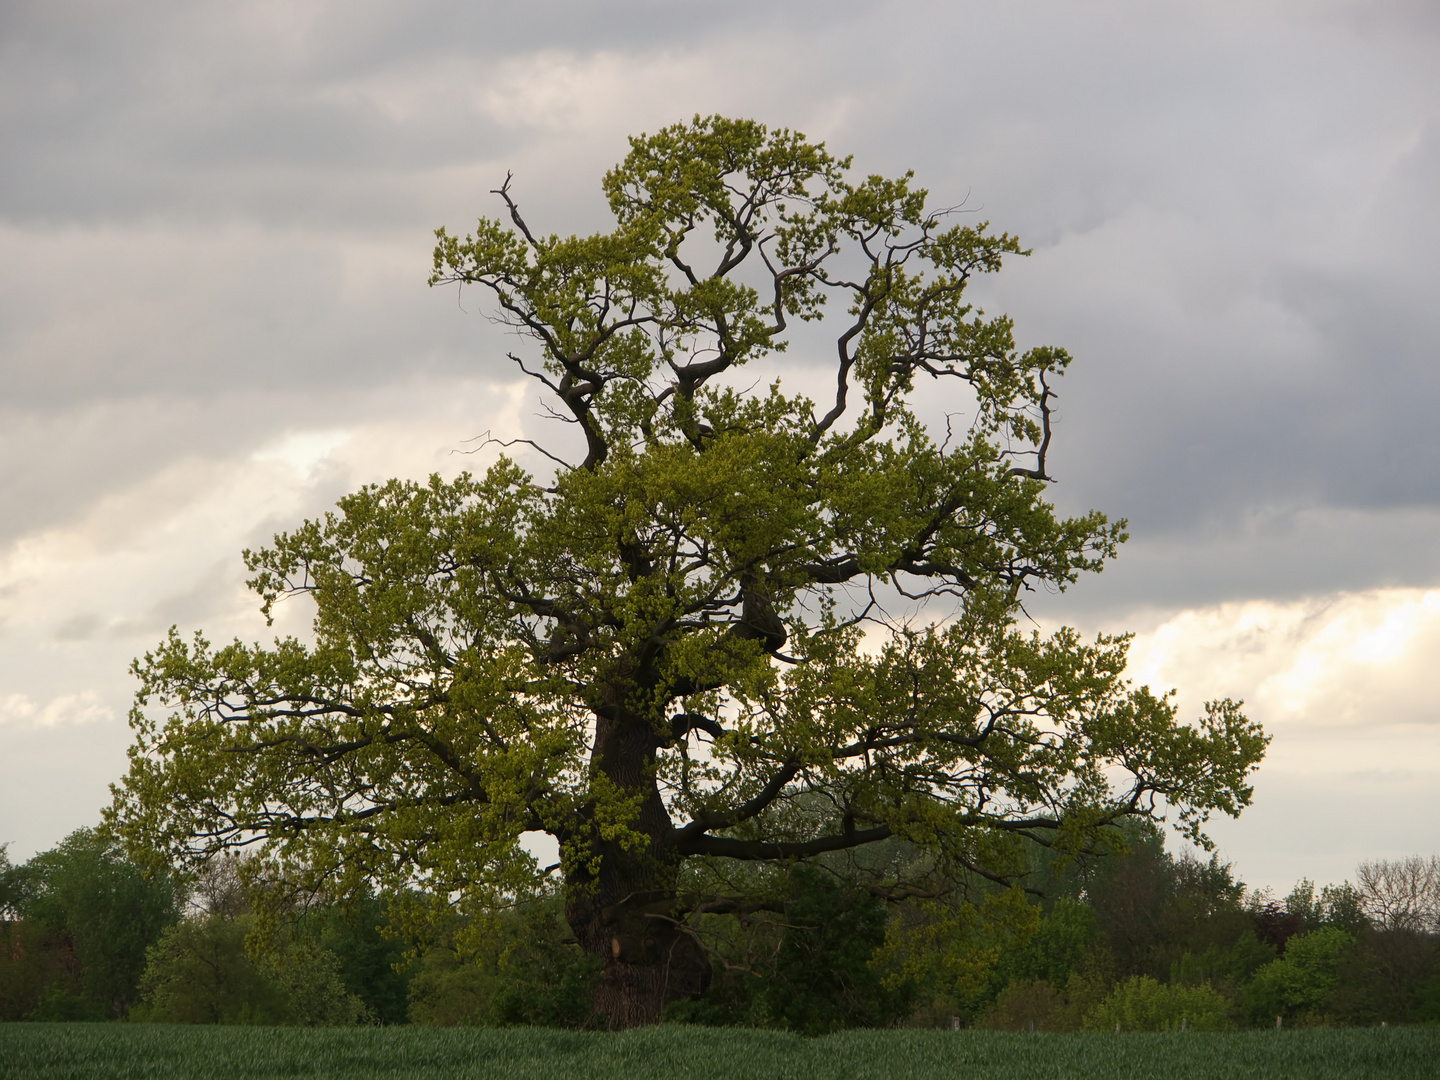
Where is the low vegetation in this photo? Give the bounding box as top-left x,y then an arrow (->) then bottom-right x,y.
2,1024 -> 1438,1080
2,825 -> 1439,1033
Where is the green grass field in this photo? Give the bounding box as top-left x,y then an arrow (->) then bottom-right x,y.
0,1024 -> 1435,1080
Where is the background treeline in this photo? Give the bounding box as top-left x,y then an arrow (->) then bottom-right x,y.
3,824 -> 1438,1031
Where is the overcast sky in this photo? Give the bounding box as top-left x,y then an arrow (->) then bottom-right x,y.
2,0 -> 1437,893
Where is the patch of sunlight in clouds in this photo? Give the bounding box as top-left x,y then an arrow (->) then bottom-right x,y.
1126,588 -> 1440,735
252,429 -> 353,482
0,376 -> 528,658
471,47 -> 795,139
1119,588 -> 1440,891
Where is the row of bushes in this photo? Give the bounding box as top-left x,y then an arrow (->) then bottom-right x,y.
977,924 -> 1373,1032
3,825 -> 1439,1030
665,847 -> 1440,1033
0,832 -> 410,1025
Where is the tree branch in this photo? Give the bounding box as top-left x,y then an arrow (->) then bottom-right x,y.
677,823 -> 893,860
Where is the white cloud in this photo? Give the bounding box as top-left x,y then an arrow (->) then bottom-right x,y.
0,694 -> 36,726
1126,588 -> 1440,734
0,689 -> 114,729
0,374 -> 529,648
252,429 -> 353,482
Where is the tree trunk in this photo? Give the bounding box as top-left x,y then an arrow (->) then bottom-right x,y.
567,887 -> 710,1027
564,698 -> 711,1027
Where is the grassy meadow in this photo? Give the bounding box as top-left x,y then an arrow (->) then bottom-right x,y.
1,1024 -> 1437,1080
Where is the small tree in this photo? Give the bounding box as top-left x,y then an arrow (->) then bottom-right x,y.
1355,856 -> 1440,934
0,845 -> 16,920
1244,927 -> 1354,1026
137,913 -> 368,1026
137,916 -> 289,1025
4,829 -> 182,1019
109,116 -> 1267,1026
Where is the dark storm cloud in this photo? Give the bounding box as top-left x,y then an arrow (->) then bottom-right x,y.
0,0 -> 848,224
1002,108 -> 1440,542
864,3 -> 1440,600
0,0 -> 837,421
0,0 -> 1437,585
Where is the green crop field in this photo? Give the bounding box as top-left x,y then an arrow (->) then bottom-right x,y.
0,1024 -> 1435,1080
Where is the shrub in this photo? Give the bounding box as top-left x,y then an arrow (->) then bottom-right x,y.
137,914 -> 367,1025
1,829 -> 181,1019
138,915 -> 287,1024
1244,927 -> 1354,1026
1085,975 -> 1232,1031
977,979 -> 1072,1032
407,900 -> 600,1028
671,865 -> 908,1035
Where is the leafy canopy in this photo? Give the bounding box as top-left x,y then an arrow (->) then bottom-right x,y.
108,117 -> 1267,945
4,829 -> 182,1019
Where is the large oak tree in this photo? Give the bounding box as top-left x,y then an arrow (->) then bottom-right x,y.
109,117 -> 1267,1026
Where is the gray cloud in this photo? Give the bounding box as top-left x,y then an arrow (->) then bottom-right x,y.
0,0 -> 853,225
4,0 -> 1434,571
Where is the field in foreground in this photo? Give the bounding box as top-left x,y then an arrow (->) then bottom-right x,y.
1,1024 -> 1436,1080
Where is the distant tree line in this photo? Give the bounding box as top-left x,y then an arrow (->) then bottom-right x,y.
2,825 -> 1438,1031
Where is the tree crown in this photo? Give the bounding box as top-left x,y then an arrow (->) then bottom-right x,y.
109,117 -> 1266,955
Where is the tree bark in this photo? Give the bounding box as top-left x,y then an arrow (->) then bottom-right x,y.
567,887 -> 710,1027
564,699 -> 710,1027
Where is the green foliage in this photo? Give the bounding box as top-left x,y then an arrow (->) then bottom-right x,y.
1326,926 -> 1440,1026
106,116 -> 1267,1025
0,846 -> 17,918
0,829 -> 181,1020
976,978 -> 1073,1031
1281,879 -> 1368,937
407,900 -> 600,1027
1170,932 -> 1275,990
993,898 -> 1101,992
910,892 -> 1108,1029
874,886 -> 1040,1018
1085,975 -> 1232,1032
761,865 -> 904,1033
136,912 -> 368,1026
27,986 -> 108,1022
136,915 -> 287,1024
1244,927 -> 1355,1025
669,864 -> 906,1034
304,896 -> 413,1025
1,917 -> 71,1021
270,941 -> 370,1026
1077,822 -> 1251,982
1412,969 -> 1440,1023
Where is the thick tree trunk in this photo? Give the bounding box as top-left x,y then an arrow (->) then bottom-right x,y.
567,888 -> 710,1027
564,696 -> 711,1027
